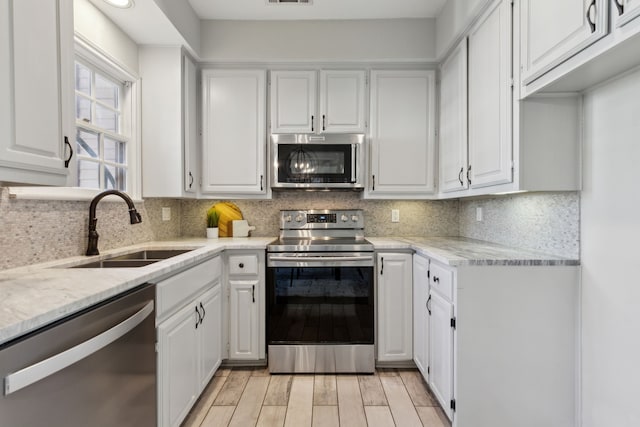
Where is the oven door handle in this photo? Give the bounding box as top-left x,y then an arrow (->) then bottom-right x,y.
269,255 -> 374,262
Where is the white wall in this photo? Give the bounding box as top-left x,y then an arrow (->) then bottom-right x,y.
74,0 -> 139,74
152,0 -> 201,54
581,69 -> 640,426
199,19 -> 436,62
436,0 -> 489,58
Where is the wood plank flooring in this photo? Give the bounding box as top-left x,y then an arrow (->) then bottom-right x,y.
182,368 -> 450,427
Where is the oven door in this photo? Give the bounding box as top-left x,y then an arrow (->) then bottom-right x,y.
266,252 -> 374,346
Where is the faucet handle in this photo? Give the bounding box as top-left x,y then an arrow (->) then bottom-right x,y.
129,209 -> 143,224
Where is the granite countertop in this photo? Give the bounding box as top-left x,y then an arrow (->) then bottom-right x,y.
0,237 -> 275,346
367,236 -> 580,267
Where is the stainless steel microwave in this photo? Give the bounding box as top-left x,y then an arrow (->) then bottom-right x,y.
270,134 -> 365,190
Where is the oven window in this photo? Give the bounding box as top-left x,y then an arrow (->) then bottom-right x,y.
276,144 -> 353,183
267,266 -> 374,344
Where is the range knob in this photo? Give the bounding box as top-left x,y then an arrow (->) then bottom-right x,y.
295,214 -> 304,222
351,215 -> 360,222
284,215 -> 292,222
341,214 -> 349,222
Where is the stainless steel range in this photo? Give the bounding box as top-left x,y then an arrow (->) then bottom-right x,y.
266,209 -> 375,373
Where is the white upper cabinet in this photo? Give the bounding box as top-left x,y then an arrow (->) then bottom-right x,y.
270,69 -> 366,134
0,0 -> 73,186
439,39 -> 469,193
468,0 -> 513,189
368,69 -> 436,198
613,0 -> 640,27
319,70 -> 367,133
140,48 -> 198,198
520,0 -> 609,85
202,69 -> 267,196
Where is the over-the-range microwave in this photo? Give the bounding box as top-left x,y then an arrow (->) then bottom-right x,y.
270,134 -> 365,190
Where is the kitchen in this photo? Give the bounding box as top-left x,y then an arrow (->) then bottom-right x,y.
0,0 -> 638,426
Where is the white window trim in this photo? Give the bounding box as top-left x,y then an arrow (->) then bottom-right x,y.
9,34 -> 142,201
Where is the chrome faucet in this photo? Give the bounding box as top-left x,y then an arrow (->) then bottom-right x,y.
86,190 -> 142,256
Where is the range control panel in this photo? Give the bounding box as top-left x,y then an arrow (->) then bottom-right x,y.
279,210 -> 364,229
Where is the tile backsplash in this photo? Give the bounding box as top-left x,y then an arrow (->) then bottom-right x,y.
0,187 -> 580,270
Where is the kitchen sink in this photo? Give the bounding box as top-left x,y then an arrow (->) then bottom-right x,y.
71,249 -> 193,268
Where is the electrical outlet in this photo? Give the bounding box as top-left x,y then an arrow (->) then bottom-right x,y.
391,209 -> 400,223
162,207 -> 171,221
476,207 -> 483,222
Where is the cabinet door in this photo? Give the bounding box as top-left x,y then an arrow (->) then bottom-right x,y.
319,70 -> 366,133
229,280 -> 260,360
429,290 -> 454,421
369,70 -> 436,196
613,0 -> 640,27
0,0 -> 73,186
197,283 -> 222,391
158,303 -> 199,427
183,54 -> 198,195
270,70 -> 317,133
202,69 -> 266,194
413,254 -> 430,380
468,0 -> 513,189
521,0 -> 608,85
439,39 -> 469,193
377,253 -> 413,362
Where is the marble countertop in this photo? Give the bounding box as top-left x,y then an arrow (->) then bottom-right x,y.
0,237 -> 275,346
367,236 -> 580,267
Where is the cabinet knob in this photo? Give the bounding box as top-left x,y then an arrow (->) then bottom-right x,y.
239,263 -> 244,268
433,276 -> 440,283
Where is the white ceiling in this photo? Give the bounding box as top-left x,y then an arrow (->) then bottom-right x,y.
188,0 -> 447,21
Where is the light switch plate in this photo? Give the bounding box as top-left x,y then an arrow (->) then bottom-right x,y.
391,209 -> 400,223
476,207 -> 483,222
162,207 -> 171,221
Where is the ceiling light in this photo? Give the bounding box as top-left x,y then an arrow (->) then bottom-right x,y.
103,0 -> 135,8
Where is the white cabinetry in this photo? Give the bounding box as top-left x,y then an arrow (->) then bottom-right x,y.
439,39 -> 468,193
270,69 -> 366,134
468,0 -> 513,189
225,250 -> 266,361
412,254 -> 430,380
427,261 -> 455,420
377,252 -> 413,362
520,0 -> 608,85
140,48 -> 198,198
157,257 -> 222,427
0,0 -> 73,186
368,70 -> 436,198
412,253 -> 579,427
202,69 -> 267,196
614,0 -> 640,27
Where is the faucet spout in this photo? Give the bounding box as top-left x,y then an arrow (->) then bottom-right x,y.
86,190 -> 142,256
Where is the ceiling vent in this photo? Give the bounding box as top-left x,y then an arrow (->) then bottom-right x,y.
267,0 -> 312,4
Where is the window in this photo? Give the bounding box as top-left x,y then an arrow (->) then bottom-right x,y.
75,60 -> 129,191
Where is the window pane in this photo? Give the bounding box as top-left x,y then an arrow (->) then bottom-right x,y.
75,63 -> 91,95
78,160 -> 100,189
76,95 -> 92,122
105,164 -> 126,191
95,104 -> 119,132
95,73 -> 119,109
104,137 -> 126,164
76,129 -> 99,158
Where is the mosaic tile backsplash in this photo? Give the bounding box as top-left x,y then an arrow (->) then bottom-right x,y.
0,187 -> 579,270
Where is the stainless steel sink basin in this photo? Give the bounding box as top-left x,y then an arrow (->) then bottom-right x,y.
71,249 -> 193,268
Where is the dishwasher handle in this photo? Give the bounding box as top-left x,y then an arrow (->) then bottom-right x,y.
269,255 -> 373,262
4,300 -> 154,396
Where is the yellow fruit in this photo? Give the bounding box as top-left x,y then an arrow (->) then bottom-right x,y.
212,202 -> 243,237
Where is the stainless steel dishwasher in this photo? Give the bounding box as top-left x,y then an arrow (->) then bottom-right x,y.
0,283 -> 156,427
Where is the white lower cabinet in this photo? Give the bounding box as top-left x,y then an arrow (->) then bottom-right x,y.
377,252 -> 413,362
412,254 -> 430,380
413,255 -> 579,427
225,250 -> 266,361
157,256 -> 222,427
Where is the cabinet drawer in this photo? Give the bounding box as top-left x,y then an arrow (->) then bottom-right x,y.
430,262 -> 454,301
157,256 -> 221,320
228,254 -> 258,275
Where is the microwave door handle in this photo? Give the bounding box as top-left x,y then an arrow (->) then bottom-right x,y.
351,144 -> 357,183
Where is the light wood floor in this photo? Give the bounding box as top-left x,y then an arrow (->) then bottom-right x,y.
182,367 -> 451,427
